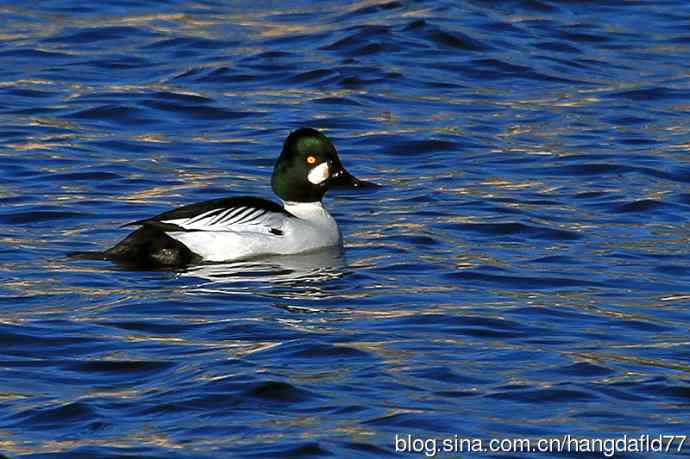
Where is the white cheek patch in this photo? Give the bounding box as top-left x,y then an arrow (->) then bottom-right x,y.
307,162 -> 330,185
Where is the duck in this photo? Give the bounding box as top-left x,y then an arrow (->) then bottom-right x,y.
70,128 -> 375,268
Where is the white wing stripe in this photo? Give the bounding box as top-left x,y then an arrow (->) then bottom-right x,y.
235,208 -> 264,224
219,207 -> 249,224
247,209 -> 268,224
187,208 -> 221,225
225,207 -> 255,224
161,205 -> 281,232
207,208 -> 235,226
199,207 -> 244,227
199,209 -> 238,228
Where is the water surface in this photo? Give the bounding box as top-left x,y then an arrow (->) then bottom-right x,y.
1,1 -> 690,458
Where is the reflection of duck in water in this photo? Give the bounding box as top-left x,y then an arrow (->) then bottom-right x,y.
182,246 -> 347,293
71,128 -> 376,269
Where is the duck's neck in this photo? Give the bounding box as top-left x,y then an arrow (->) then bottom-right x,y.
282,200 -> 330,219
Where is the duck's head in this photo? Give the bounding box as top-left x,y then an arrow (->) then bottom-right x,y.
271,128 -> 374,202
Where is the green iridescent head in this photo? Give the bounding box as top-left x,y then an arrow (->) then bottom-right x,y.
271,128 -> 365,202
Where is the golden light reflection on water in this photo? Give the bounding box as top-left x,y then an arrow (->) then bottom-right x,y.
0,435 -> 33,456
117,182 -> 215,202
84,388 -> 142,399
580,350 -> 690,373
0,393 -> 29,402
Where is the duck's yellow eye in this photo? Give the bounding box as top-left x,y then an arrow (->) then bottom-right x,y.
306,155 -> 317,165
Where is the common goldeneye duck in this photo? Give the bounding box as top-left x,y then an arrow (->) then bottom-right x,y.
71,128 -> 376,268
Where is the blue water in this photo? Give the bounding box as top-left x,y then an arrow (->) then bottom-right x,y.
2,1 -> 690,457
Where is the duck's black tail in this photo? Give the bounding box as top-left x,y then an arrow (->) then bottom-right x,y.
68,226 -> 200,269
67,251 -> 108,261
